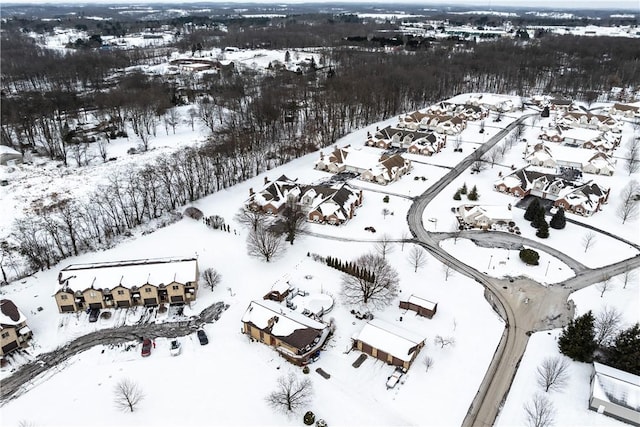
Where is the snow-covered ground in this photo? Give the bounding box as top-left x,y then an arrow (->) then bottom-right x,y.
1,92 -> 638,426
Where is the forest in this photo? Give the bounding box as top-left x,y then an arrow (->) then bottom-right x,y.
1,12 -> 639,281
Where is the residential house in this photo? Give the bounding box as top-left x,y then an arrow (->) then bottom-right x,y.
559,111 -> 622,133
353,319 -> 425,370
457,204 -> 513,229
398,111 -> 466,135
248,175 -> 300,214
241,299 -> 331,365
315,146 -> 411,185
526,143 -> 616,176
55,257 -> 199,312
303,184 -> 362,225
0,299 -> 32,356
589,362 -> 640,426
608,102 -> 640,119
494,167 -> 609,216
399,295 -> 438,319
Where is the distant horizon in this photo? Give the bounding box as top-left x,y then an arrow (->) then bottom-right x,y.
1,0 -> 639,11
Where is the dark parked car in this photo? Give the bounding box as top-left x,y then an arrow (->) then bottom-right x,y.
197,329 -> 208,345
88,308 -> 100,323
141,338 -> 152,357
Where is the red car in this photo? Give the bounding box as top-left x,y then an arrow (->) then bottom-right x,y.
141,338 -> 152,357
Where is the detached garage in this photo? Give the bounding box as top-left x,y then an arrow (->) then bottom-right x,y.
399,294 -> 438,319
589,362 -> 640,426
352,318 -> 425,371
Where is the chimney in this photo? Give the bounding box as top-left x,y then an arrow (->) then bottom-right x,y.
264,176 -> 269,184
249,188 -> 254,196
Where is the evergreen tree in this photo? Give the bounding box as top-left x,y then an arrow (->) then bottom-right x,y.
550,208 -> 566,229
531,206 -> 547,228
453,191 -> 461,201
536,219 -> 549,238
460,183 -> 468,195
558,311 -> 597,362
519,248 -> 540,265
524,198 -> 541,221
467,185 -> 479,201
602,323 -> 640,375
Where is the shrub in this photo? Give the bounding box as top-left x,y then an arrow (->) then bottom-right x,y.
383,195 -> 390,203
460,183 -> 468,195
550,208 -> 566,229
304,411 -> 315,425
536,220 -> 549,238
184,206 -> 204,220
519,248 -> 540,265
453,191 -> 461,201
467,185 -> 479,201
302,366 -> 310,374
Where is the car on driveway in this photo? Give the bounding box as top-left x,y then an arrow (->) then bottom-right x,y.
386,368 -> 404,389
170,339 -> 182,356
197,329 -> 208,345
88,308 -> 100,323
141,338 -> 152,357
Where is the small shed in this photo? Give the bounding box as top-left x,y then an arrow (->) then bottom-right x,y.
589,362 -> 640,426
399,294 -> 438,319
263,280 -> 292,302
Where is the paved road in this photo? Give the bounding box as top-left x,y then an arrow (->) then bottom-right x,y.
0,302 -> 227,403
404,113 -> 640,427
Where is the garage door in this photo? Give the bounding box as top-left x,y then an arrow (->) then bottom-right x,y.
170,296 -> 184,303
89,303 -> 102,309
377,350 -> 389,364
116,300 -> 131,308
143,298 -> 157,306
361,342 -> 373,356
60,305 -> 75,312
2,341 -> 19,355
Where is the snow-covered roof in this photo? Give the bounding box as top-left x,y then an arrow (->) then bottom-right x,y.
0,299 -> 27,328
592,362 -> 640,412
354,319 -> 424,362
241,299 -> 327,337
57,257 -> 198,293
406,295 -> 437,311
0,146 -> 21,156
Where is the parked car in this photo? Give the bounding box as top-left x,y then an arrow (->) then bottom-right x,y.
88,308 -> 100,323
386,368 -> 404,389
170,339 -> 182,356
197,329 -> 208,345
141,338 -> 152,357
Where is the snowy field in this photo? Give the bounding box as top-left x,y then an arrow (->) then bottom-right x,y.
1,91 -> 638,426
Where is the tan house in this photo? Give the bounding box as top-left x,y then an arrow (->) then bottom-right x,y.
352,318 -> 425,370
241,299 -> 331,365
55,257 -> 199,313
1,299 -> 32,356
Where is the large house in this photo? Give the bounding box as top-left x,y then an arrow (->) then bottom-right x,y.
247,175 -> 363,225
315,145 -> 411,185
352,318 -> 425,370
366,126 -> 445,155
538,126 -> 620,153
398,111 -> 466,135
0,299 -> 32,356
55,257 -> 199,313
589,362 -> 640,426
241,299 -> 331,365
558,111 -> 622,133
525,143 -> 616,176
494,167 -> 610,216
608,102 -> 640,119
456,204 -> 513,229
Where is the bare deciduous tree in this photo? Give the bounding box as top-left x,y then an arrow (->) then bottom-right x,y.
434,335 -> 455,348
201,267 -> 222,291
523,393 -> 555,427
596,275 -> 613,298
442,264 -> 454,281
617,180 -> 640,224
536,356 -> 570,392
341,252 -> 399,309
247,223 -> 284,262
400,231 -> 411,251
619,268 -> 637,289
595,306 -> 622,347
408,245 -> 428,272
279,198 -> 307,245
582,231 -> 597,253
114,378 -> 144,412
624,138 -> 640,175
374,234 -> 395,260
235,206 -> 266,232
97,138 -> 109,163
266,372 -> 313,413
424,355 -> 434,372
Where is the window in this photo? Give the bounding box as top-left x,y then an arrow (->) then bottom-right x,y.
90,292 -> 96,298
1,332 -> 9,339
172,285 -> 179,291
145,288 -> 151,293
117,290 -> 124,295
60,294 -> 68,300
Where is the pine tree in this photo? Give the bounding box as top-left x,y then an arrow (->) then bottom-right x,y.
558,311 -> 597,362
603,323 -> 640,375
460,183 -> 468,195
550,208 -> 566,229
532,207 -> 547,229
536,219 -> 549,238
453,191 -> 461,201
467,185 -> 479,201
524,198 -> 541,221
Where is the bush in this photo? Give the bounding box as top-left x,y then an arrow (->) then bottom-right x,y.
184,206 -> 204,220
536,220 -> 549,238
383,195 -> 390,203
519,248 -> 540,265
467,185 -> 479,201
453,191 -> 461,201
460,183 -> 468,195
304,411 -> 315,425
550,208 -> 566,229
302,366 -> 310,374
